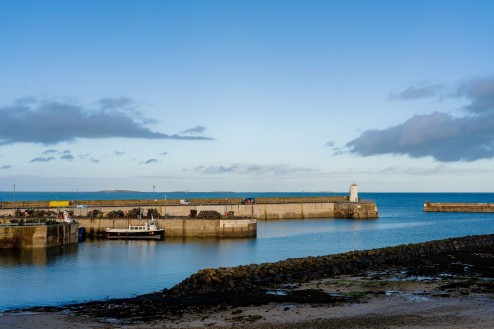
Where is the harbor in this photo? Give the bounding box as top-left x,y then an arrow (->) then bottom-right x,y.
0,186 -> 377,246
0,197 -> 374,245
1,192 -> 493,312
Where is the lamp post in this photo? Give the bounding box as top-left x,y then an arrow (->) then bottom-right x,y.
164,194 -> 167,219
153,185 -> 156,208
76,188 -> 79,216
12,184 -> 16,217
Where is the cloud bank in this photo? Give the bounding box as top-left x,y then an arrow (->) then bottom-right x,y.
347,77 -> 494,162
193,164 -> 317,176
0,98 -> 214,145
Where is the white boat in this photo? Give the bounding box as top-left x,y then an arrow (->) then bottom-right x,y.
63,210 -> 73,223
106,218 -> 164,240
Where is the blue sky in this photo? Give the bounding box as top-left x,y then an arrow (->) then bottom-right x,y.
1,0 -> 494,192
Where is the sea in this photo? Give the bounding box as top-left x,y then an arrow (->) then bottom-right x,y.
1,192 -> 493,312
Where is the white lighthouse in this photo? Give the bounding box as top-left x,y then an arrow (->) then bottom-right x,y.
349,183 -> 359,203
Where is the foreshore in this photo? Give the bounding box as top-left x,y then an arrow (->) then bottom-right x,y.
2,234 -> 494,328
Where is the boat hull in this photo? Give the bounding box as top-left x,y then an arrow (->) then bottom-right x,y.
106,229 -> 164,240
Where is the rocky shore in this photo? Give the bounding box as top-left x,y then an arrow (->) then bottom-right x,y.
3,234 -> 494,328
169,234 -> 494,297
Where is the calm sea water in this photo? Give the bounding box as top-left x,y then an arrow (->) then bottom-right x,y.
1,192 -> 494,311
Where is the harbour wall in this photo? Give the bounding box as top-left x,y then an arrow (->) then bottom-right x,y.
77,218 -> 257,238
158,201 -> 379,219
57,201 -> 377,220
0,200 -> 378,220
424,202 -> 494,213
0,223 -> 79,249
157,203 -> 339,220
0,201 -> 377,239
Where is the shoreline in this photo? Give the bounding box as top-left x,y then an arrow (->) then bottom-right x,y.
2,234 -> 494,328
3,294 -> 493,329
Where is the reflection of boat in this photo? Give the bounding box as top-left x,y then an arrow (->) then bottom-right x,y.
106,218 -> 164,240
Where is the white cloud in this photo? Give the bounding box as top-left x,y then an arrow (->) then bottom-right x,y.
347,77 -> 494,162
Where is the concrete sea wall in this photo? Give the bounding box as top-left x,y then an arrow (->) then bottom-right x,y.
0,223 -> 79,249
169,234 -> 494,297
74,201 -> 377,238
0,201 -> 378,220
77,218 -> 257,238
424,202 -> 494,213
158,203 -> 338,220
152,201 -> 376,219
333,202 -> 378,219
0,200 -> 377,240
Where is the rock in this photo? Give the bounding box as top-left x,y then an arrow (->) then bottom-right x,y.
168,234 -> 494,298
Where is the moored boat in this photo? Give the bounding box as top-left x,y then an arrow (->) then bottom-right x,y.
106,218 -> 164,240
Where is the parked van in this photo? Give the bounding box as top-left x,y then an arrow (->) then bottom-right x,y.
241,197 -> 255,204
180,199 -> 192,205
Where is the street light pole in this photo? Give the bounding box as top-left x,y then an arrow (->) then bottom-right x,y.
12,184 -> 16,217
153,185 -> 156,213
164,194 -> 167,219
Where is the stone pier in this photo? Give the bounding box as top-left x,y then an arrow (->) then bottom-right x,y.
424,202 -> 494,213
0,223 -> 79,249
76,218 -> 257,238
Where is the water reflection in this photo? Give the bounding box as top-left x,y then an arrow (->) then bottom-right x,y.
0,244 -> 78,267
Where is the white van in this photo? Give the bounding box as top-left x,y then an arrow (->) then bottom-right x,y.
180,199 -> 191,205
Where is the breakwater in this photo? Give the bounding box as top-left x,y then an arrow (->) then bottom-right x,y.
0,223 -> 79,249
424,201 -> 494,213
77,218 -> 256,238
0,197 -> 377,240
0,197 -> 378,220
169,234 -> 494,297
155,201 -> 377,220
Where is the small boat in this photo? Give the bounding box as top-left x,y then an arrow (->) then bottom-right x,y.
106,218 -> 164,240
58,210 -> 74,223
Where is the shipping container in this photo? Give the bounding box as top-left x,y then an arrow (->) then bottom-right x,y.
49,201 -> 70,207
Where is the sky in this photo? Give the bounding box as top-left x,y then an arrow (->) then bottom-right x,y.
1,0 -> 494,192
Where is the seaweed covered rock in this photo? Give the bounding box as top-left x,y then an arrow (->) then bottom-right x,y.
168,234 -> 494,297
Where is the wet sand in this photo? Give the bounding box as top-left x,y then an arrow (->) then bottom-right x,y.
2,284 -> 493,329
3,271 -> 494,329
